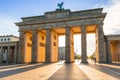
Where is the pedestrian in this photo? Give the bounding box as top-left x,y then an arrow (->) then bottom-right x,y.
94,58 -> 96,64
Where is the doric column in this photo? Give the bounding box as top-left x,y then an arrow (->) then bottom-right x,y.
45,29 -> 52,63
118,41 -> 120,62
116,41 -> 120,62
18,32 -> 25,63
106,40 -> 112,63
45,29 -> 58,63
14,45 -> 17,64
31,30 -> 38,63
0,47 -> 3,63
81,26 -> 87,63
65,27 -> 74,63
6,46 -> 10,64
65,27 -> 71,63
97,24 -> 106,63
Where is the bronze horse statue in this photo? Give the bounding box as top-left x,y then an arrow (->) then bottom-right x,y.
56,2 -> 64,11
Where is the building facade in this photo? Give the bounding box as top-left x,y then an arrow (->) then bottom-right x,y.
0,35 -> 19,64
105,35 -> 120,63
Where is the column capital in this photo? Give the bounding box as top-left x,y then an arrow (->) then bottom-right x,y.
97,23 -> 104,31
81,25 -> 86,30
46,28 -> 52,31
97,23 -> 104,26
31,30 -> 38,34
107,40 -> 111,44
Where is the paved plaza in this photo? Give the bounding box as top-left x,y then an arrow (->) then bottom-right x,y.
0,60 -> 120,80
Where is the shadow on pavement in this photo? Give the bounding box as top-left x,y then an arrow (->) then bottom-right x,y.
88,63 -> 120,79
0,64 -> 27,69
0,63 -> 52,78
110,63 -> 120,66
48,63 -> 89,80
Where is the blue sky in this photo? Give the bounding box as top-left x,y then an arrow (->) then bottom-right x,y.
0,0 -> 109,18
0,0 -> 112,36
0,0 -> 120,55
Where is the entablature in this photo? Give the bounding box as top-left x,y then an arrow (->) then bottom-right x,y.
15,8 -> 106,27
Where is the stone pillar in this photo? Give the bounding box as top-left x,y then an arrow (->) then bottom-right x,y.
65,27 -> 71,63
81,26 -> 88,63
106,40 -> 112,63
51,31 -> 58,62
111,42 -> 116,62
18,32 -> 25,63
14,45 -> 17,64
118,41 -> 120,62
45,29 -> 52,63
0,47 -> 3,63
31,30 -> 38,63
96,24 -> 106,63
65,27 -> 74,63
6,46 -> 10,64
37,31 -> 46,63
116,41 -> 120,62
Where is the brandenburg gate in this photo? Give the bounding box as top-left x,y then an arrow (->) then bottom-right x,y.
16,8 -> 107,63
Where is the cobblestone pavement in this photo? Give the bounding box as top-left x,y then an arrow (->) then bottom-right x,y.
0,60 -> 120,80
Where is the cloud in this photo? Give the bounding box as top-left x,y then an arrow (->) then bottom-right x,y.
103,0 -> 120,35
97,0 -> 120,35
0,15 -> 19,36
92,0 -> 120,35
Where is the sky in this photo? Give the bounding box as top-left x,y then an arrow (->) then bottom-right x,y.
0,0 -> 120,56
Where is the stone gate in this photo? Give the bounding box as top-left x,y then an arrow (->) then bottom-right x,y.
16,8 -> 107,63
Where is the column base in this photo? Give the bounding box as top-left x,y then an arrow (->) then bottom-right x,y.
65,61 -> 74,63
81,61 -> 88,64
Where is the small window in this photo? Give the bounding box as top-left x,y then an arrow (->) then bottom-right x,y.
54,35 -> 56,40
27,43 -> 32,47
40,42 -> 45,47
41,36 -> 44,41
53,42 -> 56,46
4,39 -> 6,41
8,38 -> 10,41
1,39 -> 3,41
30,36 -> 32,41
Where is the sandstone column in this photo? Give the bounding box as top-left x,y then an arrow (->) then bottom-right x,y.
6,46 -> 10,64
0,47 -> 3,63
96,24 -> 106,63
14,45 -> 17,64
51,31 -> 58,62
18,32 -> 25,63
37,31 -> 46,63
118,41 -> 120,62
81,26 -> 88,63
31,30 -> 38,63
106,41 -> 112,63
116,41 -> 119,62
65,27 -> 74,63
45,29 -> 52,63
